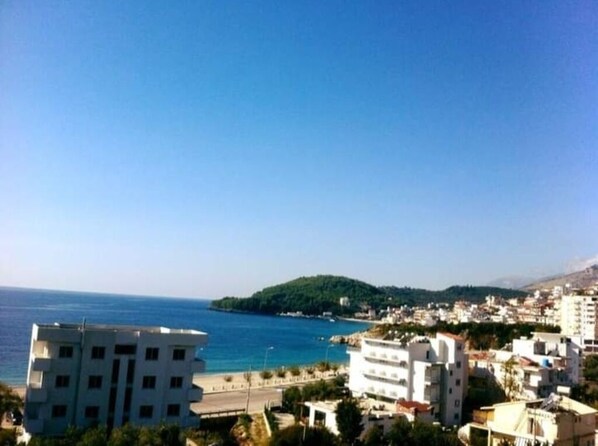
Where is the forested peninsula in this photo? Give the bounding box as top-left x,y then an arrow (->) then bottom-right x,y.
209,275 -> 527,316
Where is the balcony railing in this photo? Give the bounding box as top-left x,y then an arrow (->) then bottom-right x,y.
31,356 -> 52,372
187,385 -> 203,402
27,387 -> 47,403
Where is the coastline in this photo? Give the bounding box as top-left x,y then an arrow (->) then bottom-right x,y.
8,365 -> 347,398
337,316 -> 383,325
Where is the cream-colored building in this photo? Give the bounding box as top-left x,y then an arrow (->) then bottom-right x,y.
305,399 -> 400,438
24,322 -> 207,437
458,395 -> 596,446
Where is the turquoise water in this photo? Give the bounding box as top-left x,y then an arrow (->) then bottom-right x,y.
0,287 -> 369,385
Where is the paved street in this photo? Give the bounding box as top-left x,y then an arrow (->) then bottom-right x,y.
192,386 -> 286,415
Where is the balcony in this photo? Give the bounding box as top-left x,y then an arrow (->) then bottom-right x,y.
188,385 -> 203,402
31,356 -> 52,372
424,372 -> 440,384
24,418 -> 44,434
191,358 -> 206,373
27,387 -> 47,403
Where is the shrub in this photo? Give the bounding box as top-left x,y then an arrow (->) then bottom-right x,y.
260,370 -> 273,380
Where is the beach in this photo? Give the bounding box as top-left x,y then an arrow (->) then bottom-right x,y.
9,365 -> 347,400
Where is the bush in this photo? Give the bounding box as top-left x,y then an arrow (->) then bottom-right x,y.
223,375 -> 233,382
305,366 -> 315,375
275,368 -> 287,378
289,365 -> 301,376
270,425 -> 338,446
260,370 -> 273,380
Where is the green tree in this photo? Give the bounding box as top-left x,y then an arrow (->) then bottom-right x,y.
387,416 -> 413,446
269,425 -> 337,446
0,429 -> 17,446
363,426 -> 384,446
335,399 -> 363,446
137,426 -> 162,446
77,425 -> 107,446
0,381 -> 22,414
108,424 -> 140,446
501,357 -> 521,401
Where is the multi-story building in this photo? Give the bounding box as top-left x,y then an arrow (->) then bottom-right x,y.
347,332 -> 467,426
458,395 -> 596,446
469,332 -> 582,401
24,322 -> 207,437
560,293 -> 598,353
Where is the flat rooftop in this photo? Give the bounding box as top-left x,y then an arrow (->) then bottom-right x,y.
35,322 -> 206,336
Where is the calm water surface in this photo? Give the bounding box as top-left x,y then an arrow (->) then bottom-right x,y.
0,287 -> 369,385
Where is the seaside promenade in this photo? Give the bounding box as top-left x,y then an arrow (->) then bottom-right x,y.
194,365 -> 347,394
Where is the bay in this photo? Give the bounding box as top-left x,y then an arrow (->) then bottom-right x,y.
0,287 -> 369,385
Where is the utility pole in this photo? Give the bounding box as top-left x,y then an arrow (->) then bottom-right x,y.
245,364 -> 252,413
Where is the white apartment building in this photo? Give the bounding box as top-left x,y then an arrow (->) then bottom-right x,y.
560,293 -> 598,353
469,333 -> 582,401
24,322 -> 207,437
348,332 -> 467,426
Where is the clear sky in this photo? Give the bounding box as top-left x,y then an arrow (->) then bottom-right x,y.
1,1 -> 597,298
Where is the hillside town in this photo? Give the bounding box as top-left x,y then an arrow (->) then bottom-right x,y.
2,282 -> 598,445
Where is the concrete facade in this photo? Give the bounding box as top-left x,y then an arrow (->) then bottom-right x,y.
24,323 -> 207,436
347,332 -> 467,426
459,395 -> 596,446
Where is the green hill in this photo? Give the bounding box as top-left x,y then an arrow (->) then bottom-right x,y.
210,275 -> 527,316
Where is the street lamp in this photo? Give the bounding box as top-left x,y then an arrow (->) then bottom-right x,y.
325,344 -> 335,364
263,346 -> 274,372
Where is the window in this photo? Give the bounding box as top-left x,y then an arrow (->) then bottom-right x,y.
59,346 -> 73,358
449,370 -> 453,377
55,375 -> 70,388
170,376 -> 183,388
454,413 -> 459,420
456,361 -> 462,369
142,376 -> 156,389
449,388 -> 452,394
425,351 -> 430,359
167,404 -> 180,417
91,346 -> 105,359
114,344 -> 136,355
173,348 -> 186,361
455,399 -> 461,407
456,379 -> 461,386
85,406 -> 100,418
457,343 -> 462,351
139,405 -> 153,418
145,347 -> 159,361
52,405 -> 67,418
88,375 -> 103,389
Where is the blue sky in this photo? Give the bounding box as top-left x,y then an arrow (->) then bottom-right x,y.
1,1 -> 597,298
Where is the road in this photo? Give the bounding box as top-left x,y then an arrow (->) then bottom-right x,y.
192,386 -> 286,415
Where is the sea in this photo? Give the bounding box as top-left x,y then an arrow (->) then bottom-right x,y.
0,287 -> 370,386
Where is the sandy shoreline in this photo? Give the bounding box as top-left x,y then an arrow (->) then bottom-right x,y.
7,365 -> 347,398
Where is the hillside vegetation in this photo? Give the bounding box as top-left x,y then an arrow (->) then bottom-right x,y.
210,275 -> 527,316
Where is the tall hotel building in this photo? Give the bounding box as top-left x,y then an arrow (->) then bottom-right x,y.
24,323 -> 207,436
348,332 -> 467,426
560,293 -> 598,353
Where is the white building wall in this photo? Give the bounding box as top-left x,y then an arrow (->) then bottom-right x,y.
24,323 -> 207,436
348,333 -> 466,426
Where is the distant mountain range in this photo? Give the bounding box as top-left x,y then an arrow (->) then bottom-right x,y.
521,264 -> 598,291
210,275 -> 527,316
